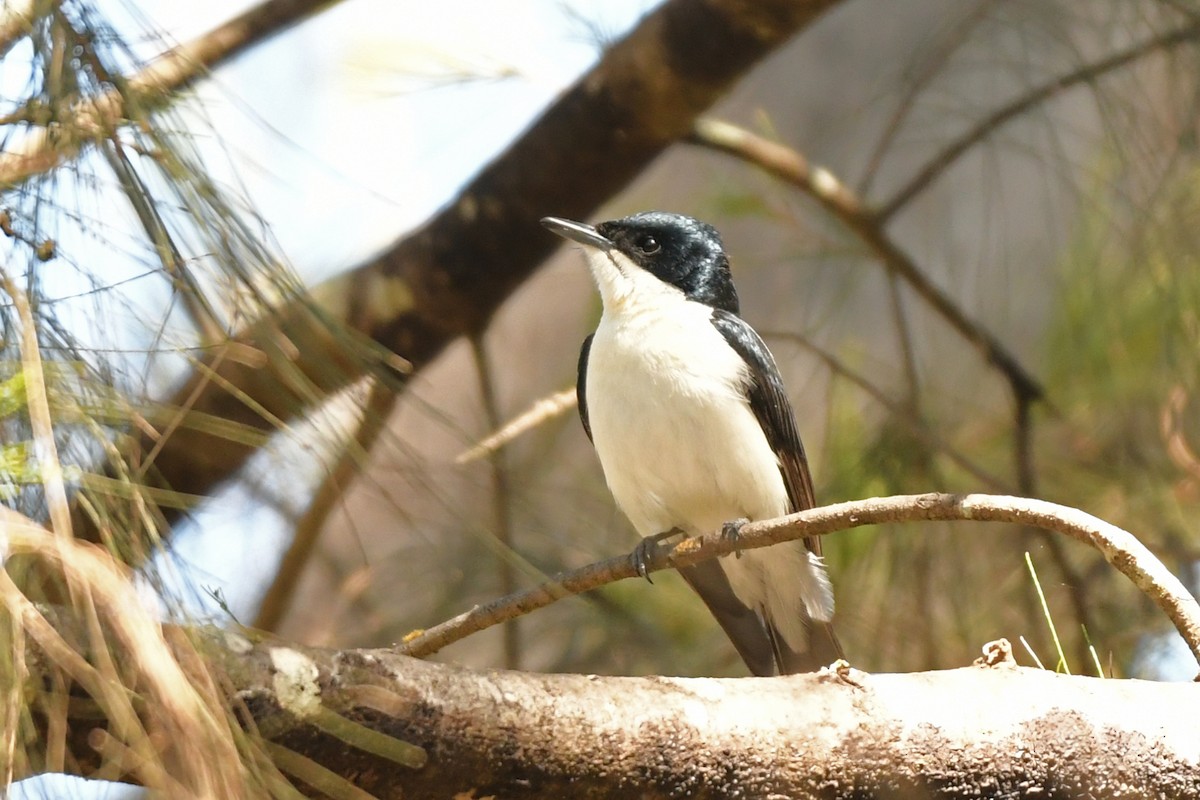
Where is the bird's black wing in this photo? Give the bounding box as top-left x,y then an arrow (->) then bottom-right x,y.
710,309 -> 843,673
709,309 -> 817,516
577,333 -> 594,443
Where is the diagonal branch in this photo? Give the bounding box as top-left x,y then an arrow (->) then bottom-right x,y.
857,0 -> 1001,196
455,386 -> 577,464
0,0 -> 36,62
876,19 -> 1200,221
689,117 -> 1044,407
0,0 -> 345,190
397,492 -> 1200,673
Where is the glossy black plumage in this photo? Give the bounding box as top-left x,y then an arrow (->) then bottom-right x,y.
577,333 -> 594,443
595,211 -> 740,314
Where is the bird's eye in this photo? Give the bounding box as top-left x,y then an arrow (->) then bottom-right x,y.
634,234 -> 661,255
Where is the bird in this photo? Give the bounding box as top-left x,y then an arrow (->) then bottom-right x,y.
542,211 -> 842,676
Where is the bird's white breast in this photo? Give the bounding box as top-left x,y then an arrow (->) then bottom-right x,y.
587,296 -> 789,538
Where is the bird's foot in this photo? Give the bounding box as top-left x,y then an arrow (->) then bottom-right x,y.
721,517 -> 750,559
632,528 -> 683,583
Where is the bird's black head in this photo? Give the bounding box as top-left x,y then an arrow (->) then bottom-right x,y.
596,211 -> 740,314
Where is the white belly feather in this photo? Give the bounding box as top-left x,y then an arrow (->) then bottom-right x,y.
586,297 -> 832,648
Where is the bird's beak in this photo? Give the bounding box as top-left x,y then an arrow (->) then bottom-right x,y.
541,217 -> 612,250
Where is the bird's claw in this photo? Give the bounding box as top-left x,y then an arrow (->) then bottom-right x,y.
721,517 -> 750,559
632,540 -> 656,583
631,528 -> 682,583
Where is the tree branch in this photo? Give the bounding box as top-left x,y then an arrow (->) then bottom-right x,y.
0,0 -> 344,190
18,624 -> 1200,797
876,18 -> 1200,221
398,493 -> 1200,672
13,494 -> 1200,795
688,117 -> 1045,408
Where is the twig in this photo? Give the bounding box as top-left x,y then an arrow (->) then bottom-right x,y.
253,379 -> 396,633
0,0 -> 35,61
96,137 -> 225,344
0,270 -> 72,539
1009,383 -> 1095,670
469,335 -> 520,669
455,387 -> 577,464
1158,0 -> 1200,21
877,19 -> 1200,221
884,272 -> 921,411
398,493 -> 1200,672
0,0 -> 344,190
689,118 -> 1045,409
763,330 -> 1010,490
857,0 -> 1000,195
1162,385 -> 1200,481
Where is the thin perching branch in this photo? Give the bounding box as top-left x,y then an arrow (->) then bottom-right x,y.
469,335 -> 521,669
398,493 -> 1200,673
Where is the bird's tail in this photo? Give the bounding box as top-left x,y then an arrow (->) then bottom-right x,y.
678,557 -> 843,676
768,618 -> 844,675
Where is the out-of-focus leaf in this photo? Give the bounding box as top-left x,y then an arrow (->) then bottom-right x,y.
0,371 -> 26,418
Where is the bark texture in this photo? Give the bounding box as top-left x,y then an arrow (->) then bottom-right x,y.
22,630 -> 1200,799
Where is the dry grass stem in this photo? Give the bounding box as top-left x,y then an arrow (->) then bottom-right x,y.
455,386 -> 577,465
